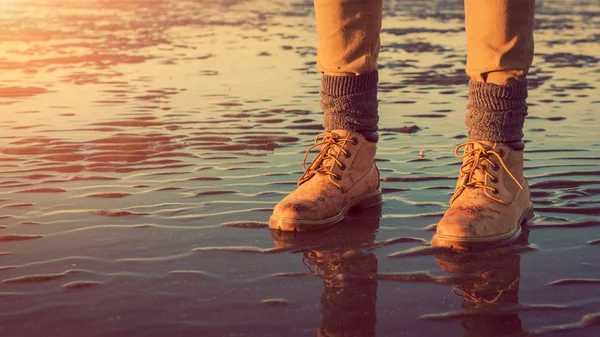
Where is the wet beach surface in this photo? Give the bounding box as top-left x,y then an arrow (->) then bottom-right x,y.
0,0 -> 599,336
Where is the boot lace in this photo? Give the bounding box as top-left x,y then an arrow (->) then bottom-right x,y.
301,132 -> 356,189
454,141 -> 523,203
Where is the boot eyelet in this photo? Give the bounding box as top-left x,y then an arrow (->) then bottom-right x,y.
344,151 -> 352,159
498,149 -> 505,157
339,163 -> 346,170
491,164 -> 499,171
350,137 -> 358,145
491,188 -> 499,195
490,176 -> 498,183
333,174 -> 342,181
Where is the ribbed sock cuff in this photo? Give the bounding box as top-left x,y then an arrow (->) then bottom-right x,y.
465,79 -> 528,143
321,70 -> 379,135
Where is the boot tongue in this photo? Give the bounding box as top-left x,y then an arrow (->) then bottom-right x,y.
463,141 -> 496,183
320,130 -> 352,168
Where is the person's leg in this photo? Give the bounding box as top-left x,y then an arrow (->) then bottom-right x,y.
270,0 -> 383,231
316,0 -> 381,140
433,0 -> 535,250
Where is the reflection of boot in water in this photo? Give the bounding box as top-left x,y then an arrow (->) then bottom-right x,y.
435,233 -> 529,337
271,206 -> 381,337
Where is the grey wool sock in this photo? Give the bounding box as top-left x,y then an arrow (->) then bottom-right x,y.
321,70 -> 379,141
465,79 -> 528,145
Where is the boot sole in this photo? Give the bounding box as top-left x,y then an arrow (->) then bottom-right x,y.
269,188 -> 383,232
431,203 -> 534,251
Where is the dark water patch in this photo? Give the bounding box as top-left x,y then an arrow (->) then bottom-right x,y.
526,116 -> 567,122
16,187 -> 66,193
91,210 -> 148,217
0,87 -> 48,98
382,188 -> 410,194
2,203 -> 34,208
542,52 -> 599,68
589,239 -> 600,245
133,224 -> 152,228
530,180 -> 598,189
531,191 -> 553,198
85,193 -> 131,198
188,177 -> 222,181
63,281 -> 100,289
186,136 -> 232,142
194,190 -> 238,197
549,279 -> 600,286
293,118 -> 315,124
0,234 -> 42,242
19,221 -> 41,225
222,221 -> 268,229
381,126 -> 421,134
154,187 -> 182,192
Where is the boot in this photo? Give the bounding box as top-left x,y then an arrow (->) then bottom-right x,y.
433,141 -> 534,250
269,130 -> 382,232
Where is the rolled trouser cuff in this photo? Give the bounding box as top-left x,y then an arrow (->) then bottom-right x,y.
466,79 -> 528,143
321,70 -> 379,134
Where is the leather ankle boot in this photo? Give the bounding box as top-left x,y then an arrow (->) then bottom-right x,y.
270,130 -> 382,231
433,141 -> 534,250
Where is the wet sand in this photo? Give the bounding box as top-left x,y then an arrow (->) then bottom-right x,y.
0,0 -> 599,336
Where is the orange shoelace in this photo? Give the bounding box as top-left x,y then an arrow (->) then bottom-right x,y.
455,142 -> 523,202
301,132 -> 356,189
452,272 -> 520,304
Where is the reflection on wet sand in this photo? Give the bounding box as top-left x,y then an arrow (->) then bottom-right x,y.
431,231 -> 530,337
273,209 -> 532,337
272,207 -> 380,337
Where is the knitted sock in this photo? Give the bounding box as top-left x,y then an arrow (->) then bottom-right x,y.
321,70 -> 379,142
465,79 -> 528,148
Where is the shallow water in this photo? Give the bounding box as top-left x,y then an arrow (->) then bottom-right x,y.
0,0 -> 599,336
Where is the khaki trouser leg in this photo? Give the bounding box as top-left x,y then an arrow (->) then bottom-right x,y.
314,0 -> 383,76
465,0 -> 535,86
